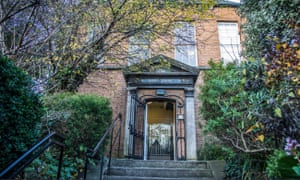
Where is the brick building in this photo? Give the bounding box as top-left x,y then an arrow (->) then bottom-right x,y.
79,1 -> 242,160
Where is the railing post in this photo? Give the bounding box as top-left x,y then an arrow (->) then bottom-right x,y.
117,114 -> 122,158
99,144 -> 105,180
83,154 -> 89,180
108,126 -> 115,175
57,146 -> 64,180
83,113 -> 122,180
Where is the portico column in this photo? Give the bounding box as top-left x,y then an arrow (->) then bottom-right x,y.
185,88 -> 197,160
123,87 -> 137,156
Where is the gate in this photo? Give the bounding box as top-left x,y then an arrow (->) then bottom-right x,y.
127,94 -> 145,159
127,92 -> 186,160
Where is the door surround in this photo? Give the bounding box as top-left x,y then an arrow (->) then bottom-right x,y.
123,55 -> 199,160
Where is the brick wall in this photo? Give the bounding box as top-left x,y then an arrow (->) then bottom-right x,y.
78,6 -> 241,157
197,7 -> 242,66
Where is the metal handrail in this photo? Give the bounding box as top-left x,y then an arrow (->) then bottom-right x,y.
84,113 -> 122,180
0,132 -> 65,179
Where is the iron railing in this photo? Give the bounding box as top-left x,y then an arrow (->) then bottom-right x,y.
84,113 -> 122,180
0,132 -> 65,179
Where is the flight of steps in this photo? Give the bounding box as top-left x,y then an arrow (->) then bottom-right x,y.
86,159 -> 220,180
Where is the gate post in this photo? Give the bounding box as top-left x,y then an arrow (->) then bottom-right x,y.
124,87 -> 137,157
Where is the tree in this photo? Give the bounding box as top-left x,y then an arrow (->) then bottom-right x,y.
239,0 -> 299,59
200,0 -> 300,158
200,61 -> 273,153
0,55 -> 44,170
239,0 -> 300,142
0,0 -> 215,92
200,0 -> 300,178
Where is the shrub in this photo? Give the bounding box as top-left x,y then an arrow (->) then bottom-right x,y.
42,93 -> 112,148
197,136 -> 231,160
30,93 -> 112,179
0,55 -> 44,170
266,138 -> 300,179
224,153 -> 268,180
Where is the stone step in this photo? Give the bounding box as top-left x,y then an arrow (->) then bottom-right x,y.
85,159 -> 226,180
107,167 -> 212,178
104,175 -> 215,180
111,159 -> 208,169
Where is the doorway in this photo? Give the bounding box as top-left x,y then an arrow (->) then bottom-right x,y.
145,100 -> 175,160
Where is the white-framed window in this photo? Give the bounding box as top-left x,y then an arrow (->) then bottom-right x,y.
227,0 -> 240,3
217,22 -> 241,64
128,33 -> 150,65
174,22 -> 197,66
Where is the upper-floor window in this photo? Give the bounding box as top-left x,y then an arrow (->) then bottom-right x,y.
218,0 -> 241,3
174,22 -> 197,66
227,0 -> 240,3
217,22 -> 241,64
128,33 -> 150,65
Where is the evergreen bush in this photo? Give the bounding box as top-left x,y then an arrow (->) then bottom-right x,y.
0,55 -> 44,170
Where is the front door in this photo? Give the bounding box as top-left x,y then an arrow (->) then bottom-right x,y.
145,101 -> 175,160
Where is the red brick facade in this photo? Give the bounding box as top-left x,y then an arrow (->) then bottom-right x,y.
78,6 -> 241,159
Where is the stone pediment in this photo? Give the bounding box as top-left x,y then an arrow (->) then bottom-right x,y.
124,54 -> 199,75
123,55 -> 200,88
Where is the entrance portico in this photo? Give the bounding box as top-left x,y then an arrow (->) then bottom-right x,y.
123,55 -> 199,160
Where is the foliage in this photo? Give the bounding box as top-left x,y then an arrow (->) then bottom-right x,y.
42,93 -> 112,148
200,0 -> 300,179
26,93 -> 112,179
224,153 -> 267,180
199,59 -> 291,178
197,136 -> 232,160
0,0 -> 215,92
239,0 -> 300,59
200,60 -> 274,153
0,55 -> 44,170
266,150 -> 299,179
262,31 -> 300,140
24,149 -> 83,179
266,138 -> 300,178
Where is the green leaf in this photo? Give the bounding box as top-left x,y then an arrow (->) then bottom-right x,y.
288,92 -> 295,97
274,107 -> 282,118
293,165 -> 300,176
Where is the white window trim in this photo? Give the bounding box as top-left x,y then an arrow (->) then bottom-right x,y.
217,22 -> 241,64
174,22 -> 198,66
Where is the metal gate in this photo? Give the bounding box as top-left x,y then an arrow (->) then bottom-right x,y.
127,94 -> 145,159
127,93 -> 186,160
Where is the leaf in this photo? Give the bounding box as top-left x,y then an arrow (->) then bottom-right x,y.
288,92 -> 295,97
282,43 -> 288,49
276,43 -> 282,50
246,125 -> 255,133
297,50 -> 300,59
256,122 -> 264,129
293,165 -> 300,176
256,134 -> 264,142
275,107 -> 282,118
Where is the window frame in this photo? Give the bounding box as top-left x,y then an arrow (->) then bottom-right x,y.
217,22 -> 241,64
174,21 -> 198,66
128,33 -> 151,65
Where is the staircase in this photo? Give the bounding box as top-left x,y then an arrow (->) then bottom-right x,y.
86,159 -> 224,180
